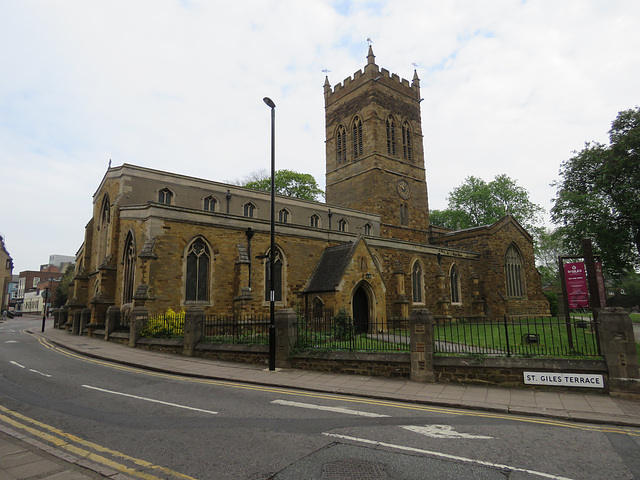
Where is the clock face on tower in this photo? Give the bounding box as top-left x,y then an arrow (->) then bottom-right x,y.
397,179 -> 411,199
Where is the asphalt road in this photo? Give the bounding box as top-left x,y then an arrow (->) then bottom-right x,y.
1,317 -> 640,479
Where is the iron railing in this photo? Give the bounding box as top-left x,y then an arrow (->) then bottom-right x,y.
140,312 -> 185,339
201,315 -> 270,345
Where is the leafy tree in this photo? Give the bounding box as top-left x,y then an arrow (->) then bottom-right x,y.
53,264 -> 75,308
241,169 -> 324,201
430,174 -> 544,233
534,228 -> 565,289
551,107 -> 640,276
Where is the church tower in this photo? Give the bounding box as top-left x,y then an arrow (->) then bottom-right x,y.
324,47 -> 429,242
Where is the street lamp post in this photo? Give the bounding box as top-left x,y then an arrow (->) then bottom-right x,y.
263,96 -> 276,372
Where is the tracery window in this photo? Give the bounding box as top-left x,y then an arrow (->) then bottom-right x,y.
243,202 -> 256,218
310,214 -> 320,228
336,125 -> 347,164
412,260 -> 424,304
402,121 -> 412,162
505,245 -> 525,297
450,264 -> 461,304
158,188 -> 173,205
185,238 -> 210,302
204,196 -> 217,212
338,219 -> 348,232
122,232 -> 136,304
352,116 -> 363,159
386,116 -> 396,156
278,208 -> 290,223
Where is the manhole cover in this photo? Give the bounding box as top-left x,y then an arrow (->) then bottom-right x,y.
320,459 -> 390,479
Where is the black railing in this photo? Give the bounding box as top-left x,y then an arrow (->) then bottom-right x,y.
201,315 -> 270,345
295,315 -> 410,353
434,316 -> 601,357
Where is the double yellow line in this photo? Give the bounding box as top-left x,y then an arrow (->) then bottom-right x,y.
0,405 -> 196,480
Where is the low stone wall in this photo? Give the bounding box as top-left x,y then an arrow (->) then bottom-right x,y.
194,343 -> 269,365
290,351 -> 410,377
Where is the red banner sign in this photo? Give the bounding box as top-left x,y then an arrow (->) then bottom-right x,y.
564,262 -> 589,308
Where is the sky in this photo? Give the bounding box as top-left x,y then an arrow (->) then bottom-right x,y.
1,0 -> 639,274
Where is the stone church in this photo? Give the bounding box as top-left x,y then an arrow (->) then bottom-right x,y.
68,47 -> 549,328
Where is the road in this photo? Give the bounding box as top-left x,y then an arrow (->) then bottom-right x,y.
1,316 -> 640,479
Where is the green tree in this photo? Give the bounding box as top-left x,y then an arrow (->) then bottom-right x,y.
551,107 -> 640,276
535,228 -> 565,289
430,174 -> 544,233
53,264 -> 75,308
242,169 -> 324,201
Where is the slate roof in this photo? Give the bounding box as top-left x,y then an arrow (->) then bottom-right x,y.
303,242 -> 357,293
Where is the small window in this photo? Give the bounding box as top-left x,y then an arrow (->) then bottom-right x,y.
310,214 -> 320,228
338,219 -> 347,232
278,209 -> 289,223
400,204 -> 409,226
450,264 -> 461,304
364,223 -> 372,235
412,261 -> 424,303
204,196 -> 217,212
243,202 -> 255,218
159,188 -> 173,205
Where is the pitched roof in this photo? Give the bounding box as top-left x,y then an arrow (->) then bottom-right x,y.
303,242 -> 357,293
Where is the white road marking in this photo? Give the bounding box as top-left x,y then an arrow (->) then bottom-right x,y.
323,433 -> 575,480
82,385 -> 218,415
29,369 -> 52,378
5,340 -> 19,343
10,361 -> 25,368
402,424 -> 493,439
272,399 -> 390,418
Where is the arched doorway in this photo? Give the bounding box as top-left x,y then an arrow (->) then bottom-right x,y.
352,285 -> 370,334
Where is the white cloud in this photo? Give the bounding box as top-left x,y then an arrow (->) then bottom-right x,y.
1,0 -> 639,272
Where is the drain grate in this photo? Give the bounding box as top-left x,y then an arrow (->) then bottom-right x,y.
320,459 -> 390,480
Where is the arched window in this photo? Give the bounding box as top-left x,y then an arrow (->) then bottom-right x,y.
400,203 -> 409,226
98,194 -> 111,263
122,232 -> 136,304
243,202 -> 256,218
412,260 -> 424,304
364,223 -> 372,235
402,121 -> 412,162
158,188 -> 173,205
278,208 -> 290,223
185,238 -> 210,302
386,116 -> 396,156
352,116 -> 363,159
338,218 -> 348,232
336,125 -> 347,164
264,247 -> 284,302
312,297 -> 324,320
505,245 -> 525,297
203,195 -> 217,212
450,264 -> 461,304
309,214 -> 320,228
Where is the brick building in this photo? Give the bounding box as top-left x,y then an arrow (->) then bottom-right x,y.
68,48 -> 548,327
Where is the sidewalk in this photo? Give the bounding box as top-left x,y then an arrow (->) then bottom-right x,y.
2,326 -> 639,480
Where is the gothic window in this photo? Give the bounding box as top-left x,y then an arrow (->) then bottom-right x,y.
338,218 -> 348,232
278,208 -> 290,223
336,125 -> 347,164
243,202 -> 256,218
386,116 -> 396,156
364,223 -> 372,235
310,214 -> 320,228
402,121 -> 412,162
352,116 -> 363,159
312,297 -> 324,320
203,195 -> 217,212
412,260 -> 424,304
400,203 -> 409,226
505,245 -> 525,297
122,232 -> 136,304
98,194 -> 111,263
158,188 -> 173,205
450,264 -> 461,304
185,238 -> 210,302
264,247 -> 284,302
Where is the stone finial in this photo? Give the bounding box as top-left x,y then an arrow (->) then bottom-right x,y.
324,75 -> 331,95
412,69 -> 420,89
367,45 -> 375,64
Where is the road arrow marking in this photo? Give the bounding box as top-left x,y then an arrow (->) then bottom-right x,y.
272,399 -> 390,417
402,424 -> 493,439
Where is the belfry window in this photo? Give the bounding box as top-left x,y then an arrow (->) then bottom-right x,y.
264,247 -> 284,302
185,238 -> 210,302
158,188 -> 173,205
505,245 -> 525,297
204,196 -> 217,212
386,116 -> 396,156
412,260 -> 424,304
336,125 -> 347,164
402,121 -> 412,162
122,232 -> 136,304
450,264 -> 461,304
352,116 -> 363,159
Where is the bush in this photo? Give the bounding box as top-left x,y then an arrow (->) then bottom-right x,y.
543,291 -> 559,317
332,307 -> 354,341
141,308 -> 185,338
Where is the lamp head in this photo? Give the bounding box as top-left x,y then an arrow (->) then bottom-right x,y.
263,97 -> 276,109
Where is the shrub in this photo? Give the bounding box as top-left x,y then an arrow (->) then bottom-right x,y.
332,307 -> 354,341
